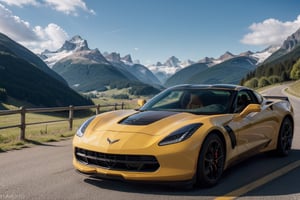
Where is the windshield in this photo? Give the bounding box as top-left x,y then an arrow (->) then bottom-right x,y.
140,87 -> 234,114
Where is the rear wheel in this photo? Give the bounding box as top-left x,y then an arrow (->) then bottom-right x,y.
196,134 -> 225,187
276,117 -> 293,156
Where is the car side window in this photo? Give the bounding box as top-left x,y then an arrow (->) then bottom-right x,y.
234,90 -> 257,113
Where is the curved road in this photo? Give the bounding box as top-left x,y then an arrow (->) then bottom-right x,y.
0,85 -> 299,200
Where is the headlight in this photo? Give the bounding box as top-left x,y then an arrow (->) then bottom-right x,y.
76,116 -> 96,137
158,123 -> 202,146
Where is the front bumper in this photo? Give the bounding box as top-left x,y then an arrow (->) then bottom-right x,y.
73,138 -> 199,182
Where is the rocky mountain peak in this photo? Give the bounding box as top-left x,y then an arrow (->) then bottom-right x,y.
105,52 -> 121,62
156,62 -> 163,66
58,35 -> 89,52
239,51 -> 254,57
164,56 -> 181,67
219,51 -> 235,61
73,48 -> 109,64
281,28 -> 300,52
121,54 -> 133,63
199,57 -> 214,63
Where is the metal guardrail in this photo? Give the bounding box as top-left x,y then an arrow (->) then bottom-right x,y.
0,103 -> 124,140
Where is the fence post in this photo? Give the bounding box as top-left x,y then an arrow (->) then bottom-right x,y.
96,104 -> 100,115
114,103 -> 117,110
69,105 -> 74,131
20,106 -> 26,140
121,102 -> 124,109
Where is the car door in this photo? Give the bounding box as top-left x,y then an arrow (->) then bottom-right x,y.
228,90 -> 277,158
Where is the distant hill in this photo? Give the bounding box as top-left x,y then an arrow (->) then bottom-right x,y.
41,36 -> 161,92
0,33 -> 92,107
0,32 -> 66,85
242,28 -> 300,87
52,56 -> 134,92
164,63 -> 208,87
165,56 -> 256,86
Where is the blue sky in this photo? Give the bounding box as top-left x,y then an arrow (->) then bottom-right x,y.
0,0 -> 300,65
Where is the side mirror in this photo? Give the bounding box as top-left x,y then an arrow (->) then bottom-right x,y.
235,104 -> 261,120
137,99 -> 146,107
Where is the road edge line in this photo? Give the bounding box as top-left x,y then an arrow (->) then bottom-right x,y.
214,160 -> 300,200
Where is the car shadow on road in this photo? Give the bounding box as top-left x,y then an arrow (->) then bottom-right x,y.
83,149 -> 300,198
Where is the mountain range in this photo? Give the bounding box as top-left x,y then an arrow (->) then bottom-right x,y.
39,36 -> 161,92
243,27 -> 300,86
39,29 -> 300,91
1,26 -> 300,107
148,46 -> 279,84
0,33 -> 92,107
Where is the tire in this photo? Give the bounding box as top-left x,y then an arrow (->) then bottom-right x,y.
276,117 -> 293,156
196,133 -> 225,187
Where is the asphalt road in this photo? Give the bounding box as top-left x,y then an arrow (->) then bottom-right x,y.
0,85 -> 299,200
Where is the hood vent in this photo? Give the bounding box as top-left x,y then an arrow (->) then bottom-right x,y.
119,111 -> 177,125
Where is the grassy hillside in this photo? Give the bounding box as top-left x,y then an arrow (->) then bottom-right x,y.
0,32 -> 66,84
165,56 -> 256,87
286,80 -> 300,97
0,52 -> 93,107
188,57 -> 256,84
164,63 -> 208,87
52,58 -> 162,95
242,45 -> 300,88
53,60 -> 131,91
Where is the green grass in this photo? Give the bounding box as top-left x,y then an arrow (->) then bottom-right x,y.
0,115 -> 88,152
0,89 -> 153,152
286,80 -> 300,97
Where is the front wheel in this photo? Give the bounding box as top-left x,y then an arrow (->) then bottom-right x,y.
196,134 -> 225,187
276,117 -> 293,156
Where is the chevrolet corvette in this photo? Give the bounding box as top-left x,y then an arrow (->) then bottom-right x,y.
73,84 -> 294,187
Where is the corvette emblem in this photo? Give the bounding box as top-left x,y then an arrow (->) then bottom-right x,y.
107,138 -> 120,144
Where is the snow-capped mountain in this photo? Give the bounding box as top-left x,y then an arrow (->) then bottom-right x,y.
281,27 -> 300,52
198,51 -> 235,66
103,52 -> 161,85
250,45 -> 280,64
39,35 -> 109,67
39,36 -> 161,89
197,47 -> 280,67
147,56 -> 195,83
148,46 -> 279,84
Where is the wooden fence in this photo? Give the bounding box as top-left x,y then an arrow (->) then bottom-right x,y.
0,103 -> 124,140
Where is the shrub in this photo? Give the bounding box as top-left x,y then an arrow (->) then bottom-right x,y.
258,77 -> 271,88
243,78 -> 259,88
290,59 -> 300,80
268,75 -> 281,84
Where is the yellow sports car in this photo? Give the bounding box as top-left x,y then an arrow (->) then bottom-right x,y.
73,84 -> 294,187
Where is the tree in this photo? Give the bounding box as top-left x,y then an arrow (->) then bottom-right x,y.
268,75 -> 281,84
258,77 -> 271,88
0,88 -> 7,101
290,59 -> 300,80
244,78 -> 258,88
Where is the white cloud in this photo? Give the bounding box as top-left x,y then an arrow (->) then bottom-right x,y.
0,0 -> 95,15
0,0 -> 39,7
0,4 -> 37,41
43,0 -> 95,16
27,23 -> 69,52
241,15 -> 300,46
0,4 -> 68,53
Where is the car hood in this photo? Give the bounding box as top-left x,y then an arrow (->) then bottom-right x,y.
85,110 -> 211,137
78,110 -> 232,152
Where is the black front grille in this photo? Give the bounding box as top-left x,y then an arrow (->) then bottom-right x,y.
75,147 -> 160,172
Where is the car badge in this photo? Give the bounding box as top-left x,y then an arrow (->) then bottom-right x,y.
107,138 -> 120,144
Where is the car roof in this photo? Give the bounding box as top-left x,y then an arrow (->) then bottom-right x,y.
169,84 -> 250,91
